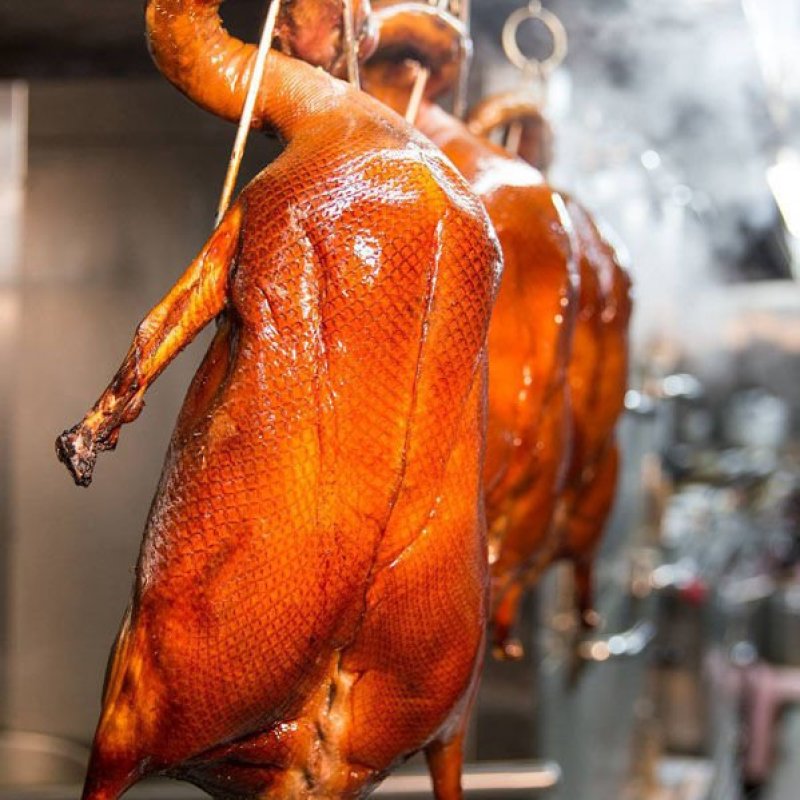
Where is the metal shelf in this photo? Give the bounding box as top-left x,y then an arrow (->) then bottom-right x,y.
0,760 -> 560,799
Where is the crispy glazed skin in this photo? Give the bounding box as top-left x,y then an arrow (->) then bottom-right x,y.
366,1 -> 631,648
473,119 -> 633,630
361,8 -> 579,656
55,3 -> 502,798
556,201 -> 632,626
415,104 -> 578,656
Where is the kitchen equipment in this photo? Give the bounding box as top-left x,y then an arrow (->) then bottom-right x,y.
0,761 -> 562,799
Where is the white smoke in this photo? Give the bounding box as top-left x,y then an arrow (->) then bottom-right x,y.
470,0 -> 797,369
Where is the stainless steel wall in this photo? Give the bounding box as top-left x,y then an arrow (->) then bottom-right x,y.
0,82 -> 27,726
4,79 -> 277,743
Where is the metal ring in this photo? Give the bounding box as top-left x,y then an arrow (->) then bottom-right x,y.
502,2 -> 567,76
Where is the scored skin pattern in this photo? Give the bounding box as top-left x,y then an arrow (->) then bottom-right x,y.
409,102 -> 580,653
362,3 -> 632,650
58,18 -> 502,800
362,4 -> 578,653
426,111 -> 633,643
556,199 -> 633,625
363,57 -> 578,650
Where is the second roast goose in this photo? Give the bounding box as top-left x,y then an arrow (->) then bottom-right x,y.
366,0 -> 632,652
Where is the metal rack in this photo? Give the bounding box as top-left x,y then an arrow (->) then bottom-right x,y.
0,761 -> 561,800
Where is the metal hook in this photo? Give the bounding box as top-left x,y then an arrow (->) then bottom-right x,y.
502,1 -> 567,79
498,1 -> 566,158
216,0 -> 283,224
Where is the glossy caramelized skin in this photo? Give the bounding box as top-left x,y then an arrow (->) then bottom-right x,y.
366,1 -> 632,648
467,93 -> 554,175
365,9 -> 579,650
466,84 -> 632,628
55,3 -> 502,798
415,104 -> 578,656
557,200 -> 632,625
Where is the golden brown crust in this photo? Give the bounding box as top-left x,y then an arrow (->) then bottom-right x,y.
407,103 -> 576,650
70,4 -> 502,798
409,100 -> 632,651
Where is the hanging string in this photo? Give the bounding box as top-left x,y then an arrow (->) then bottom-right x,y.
342,0 -> 361,88
216,0 -> 283,225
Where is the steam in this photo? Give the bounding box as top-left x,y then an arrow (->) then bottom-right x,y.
470,0 -> 792,365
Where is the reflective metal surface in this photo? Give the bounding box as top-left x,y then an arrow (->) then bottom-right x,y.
578,620 -> 656,664
378,761 -> 561,795
0,81 -> 26,723
532,399 -> 662,799
0,732 -> 88,788
0,761 -> 560,799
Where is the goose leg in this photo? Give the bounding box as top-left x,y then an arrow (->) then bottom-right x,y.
56,205 -> 243,486
426,728 -> 467,800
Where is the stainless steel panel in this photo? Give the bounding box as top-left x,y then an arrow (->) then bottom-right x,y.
5,78 -> 276,743
0,81 -> 27,727
0,761 -> 560,800
0,732 -> 88,788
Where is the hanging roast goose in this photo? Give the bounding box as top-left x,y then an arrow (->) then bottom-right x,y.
366,1 -> 631,650
363,1 -> 576,657
468,90 -> 634,630
56,1 -> 501,797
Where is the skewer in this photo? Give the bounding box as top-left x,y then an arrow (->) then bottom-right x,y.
405,63 -> 431,124
216,0 -> 283,225
505,120 -> 523,156
405,0 -> 451,124
342,0 -> 361,88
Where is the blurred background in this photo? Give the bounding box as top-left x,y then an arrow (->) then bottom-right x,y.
1,0 -> 800,798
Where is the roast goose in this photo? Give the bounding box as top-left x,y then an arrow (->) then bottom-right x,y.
468,85 -> 633,632
56,1 -> 501,797
366,1 -> 632,651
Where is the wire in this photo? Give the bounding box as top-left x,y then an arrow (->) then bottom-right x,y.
216,0 -> 283,225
